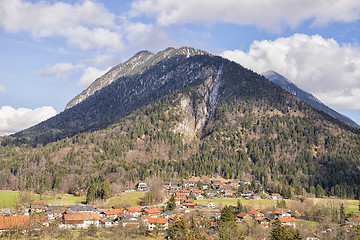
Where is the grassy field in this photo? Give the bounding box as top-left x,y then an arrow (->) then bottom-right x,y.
195,198 -> 294,210
308,197 -> 359,214
0,190 -> 86,207
107,191 -> 146,207
195,197 -> 359,214
0,190 -> 19,208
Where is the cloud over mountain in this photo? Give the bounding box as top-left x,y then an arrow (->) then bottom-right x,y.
222,34 -> 360,110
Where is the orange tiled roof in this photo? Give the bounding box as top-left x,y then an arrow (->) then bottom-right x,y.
126,207 -> 142,212
278,217 -> 296,223
255,216 -> 268,221
144,208 -> 161,214
0,215 -> 31,230
249,209 -> 261,214
148,218 -> 168,224
64,213 -> 101,221
274,210 -> 288,214
142,215 -> 153,220
271,193 -> 282,196
236,212 -> 249,218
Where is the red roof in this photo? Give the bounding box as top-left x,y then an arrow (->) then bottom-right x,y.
278,217 -> 296,223
249,209 -> 261,214
144,208 -> 161,214
274,210 -> 289,214
147,218 -> 168,224
271,193 -> 282,197
126,207 -> 142,212
0,215 -> 30,230
64,213 -> 101,222
237,212 -> 249,218
183,199 -> 194,203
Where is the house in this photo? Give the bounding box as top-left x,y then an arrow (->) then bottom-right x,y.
125,207 -> 143,218
137,182 -> 148,191
182,203 -> 197,209
120,215 -> 141,228
207,201 -> 216,209
241,191 -> 254,199
61,213 -> 101,229
345,217 -> 360,227
252,194 -> 262,200
45,208 -> 66,220
248,209 -> 264,218
227,180 -> 240,187
68,205 -> 97,213
30,202 -> 47,213
223,190 -> 234,197
236,212 -> 252,222
274,209 -> 291,219
146,218 -> 168,231
175,192 -> 187,199
143,207 -> 161,217
183,181 -> 196,187
195,194 -> 204,200
180,190 -> 191,196
278,217 -> 297,228
101,209 -> 123,220
0,215 -> 31,234
207,190 -> 219,197
270,193 -> 282,200
170,186 -> 182,192
183,199 -> 194,204
100,217 -> 112,227
255,217 -> 270,227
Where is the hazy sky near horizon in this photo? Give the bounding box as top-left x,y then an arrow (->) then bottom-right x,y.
1,0 -> 360,135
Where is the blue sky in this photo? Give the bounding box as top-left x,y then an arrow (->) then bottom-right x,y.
0,0 -> 360,135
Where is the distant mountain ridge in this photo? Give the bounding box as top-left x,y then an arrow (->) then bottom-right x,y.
262,70 -> 359,128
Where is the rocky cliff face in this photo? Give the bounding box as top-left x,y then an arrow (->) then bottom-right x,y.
173,64 -> 223,140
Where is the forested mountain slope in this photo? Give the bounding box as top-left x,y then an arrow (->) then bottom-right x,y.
1,47 -> 359,199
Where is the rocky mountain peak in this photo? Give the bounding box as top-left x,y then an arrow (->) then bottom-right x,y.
65,47 -> 210,110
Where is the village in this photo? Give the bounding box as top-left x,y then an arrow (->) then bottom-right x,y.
0,179 -> 359,239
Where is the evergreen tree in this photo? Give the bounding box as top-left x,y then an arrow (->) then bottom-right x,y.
167,194 -> 176,211
220,205 -> 235,223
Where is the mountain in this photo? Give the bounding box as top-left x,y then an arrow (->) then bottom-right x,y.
262,70 -> 359,128
65,47 -> 209,110
2,47 -> 360,199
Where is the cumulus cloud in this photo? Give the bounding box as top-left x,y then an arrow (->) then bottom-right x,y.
130,0 -> 360,31
39,62 -> 79,79
0,85 -> 5,93
0,106 -> 57,136
0,0 -> 124,51
221,34 -> 360,110
78,67 -> 109,87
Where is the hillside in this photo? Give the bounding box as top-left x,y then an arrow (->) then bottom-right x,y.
1,47 -> 360,200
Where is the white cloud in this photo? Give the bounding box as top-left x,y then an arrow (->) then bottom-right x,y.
0,0 -> 124,51
222,34 -> 360,110
78,67 -> 109,87
0,85 -> 5,93
130,0 -> 360,31
0,106 -> 57,136
39,62 -> 79,79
